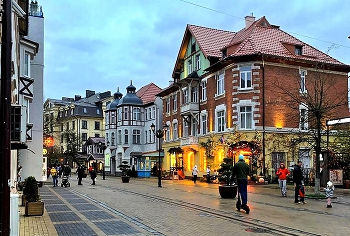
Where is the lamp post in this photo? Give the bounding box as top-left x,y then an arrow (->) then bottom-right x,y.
98,141 -> 107,180
151,123 -> 169,187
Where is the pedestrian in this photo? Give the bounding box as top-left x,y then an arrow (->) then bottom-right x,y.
324,181 -> 334,208
50,167 -> 58,187
233,154 -> 250,214
293,160 -> 307,204
276,163 -> 290,197
63,164 -> 71,177
192,165 -> 198,183
206,166 -> 211,183
76,165 -> 85,185
152,164 -> 157,176
90,168 -> 97,185
47,167 -> 51,178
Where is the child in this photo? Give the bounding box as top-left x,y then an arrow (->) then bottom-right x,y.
324,181 -> 334,208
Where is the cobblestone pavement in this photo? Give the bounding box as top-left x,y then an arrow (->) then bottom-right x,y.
20,175 -> 350,235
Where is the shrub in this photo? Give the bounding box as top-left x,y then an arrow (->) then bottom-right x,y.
23,176 -> 40,202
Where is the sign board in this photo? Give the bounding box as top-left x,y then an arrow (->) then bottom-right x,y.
329,169 -> 343,185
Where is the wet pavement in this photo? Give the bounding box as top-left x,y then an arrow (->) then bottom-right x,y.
20,175 -> 350,235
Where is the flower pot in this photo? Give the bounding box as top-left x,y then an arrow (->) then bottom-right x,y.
218,185 -> 237,199
25,201 -> 44,216
121,176 -> 130,183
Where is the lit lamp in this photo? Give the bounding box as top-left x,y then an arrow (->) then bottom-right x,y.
98,141 -> 107,180
151,123 -> 169,187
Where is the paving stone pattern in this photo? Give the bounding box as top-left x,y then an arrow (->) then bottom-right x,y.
40,185 -> 142,235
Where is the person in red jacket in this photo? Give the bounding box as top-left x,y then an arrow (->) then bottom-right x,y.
276,163 -> 290,197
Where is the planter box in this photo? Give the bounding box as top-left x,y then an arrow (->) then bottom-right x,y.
25,201 -> 44,216
218,185 -> 238,199
121,176 -> 130,183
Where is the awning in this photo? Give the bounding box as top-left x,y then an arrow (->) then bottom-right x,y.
168,147 -> 184,154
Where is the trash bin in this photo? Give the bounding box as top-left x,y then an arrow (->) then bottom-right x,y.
173,171 -> 179,180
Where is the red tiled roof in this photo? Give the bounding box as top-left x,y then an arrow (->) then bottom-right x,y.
227,17 -> 344,65
187,24 -> 236,58
136,83 -> 162,104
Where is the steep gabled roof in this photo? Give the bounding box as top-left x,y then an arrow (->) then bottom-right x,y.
226,16 -> 344,65
172,24 -> 235,78
136,82 -> 162,105
187,24 -> 235,58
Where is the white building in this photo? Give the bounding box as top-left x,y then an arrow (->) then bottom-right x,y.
105,82 -> 163,177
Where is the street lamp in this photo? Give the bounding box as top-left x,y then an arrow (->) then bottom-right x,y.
151,123 -> 169,187
98,141 -> 107,180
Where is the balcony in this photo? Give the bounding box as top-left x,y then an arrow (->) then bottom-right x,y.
180,102 -> 199,116
180,136 -> 198,146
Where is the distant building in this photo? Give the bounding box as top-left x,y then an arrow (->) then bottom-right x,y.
105,82 -> 163,177
43,90 -> 112,167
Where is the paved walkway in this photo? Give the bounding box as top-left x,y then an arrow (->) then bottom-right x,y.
19,175 -> 350,236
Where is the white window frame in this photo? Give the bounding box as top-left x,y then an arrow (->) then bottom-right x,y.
183,118 -> 189,137
239,106 -> 253,130
200,112 -> 207,135
215,104 -> 226,132
124,129 -> 129,144
299,69 -> 307,94
239,65 -> 252,90
173,121 -> 178,140
166,97 -> 170,114
216,72 -> 225,96
132,129 -> 141,144
195,54 -> 200,70
117,130 -> 122,144
183,88 -> 189,104
201,80 -> 207,101
299,103 -> 308,131
133,107 -> 141,120
188,59 -> 193,74
191,86 -> 198,103
173,94 -> 177,111
24,52 -> 30,77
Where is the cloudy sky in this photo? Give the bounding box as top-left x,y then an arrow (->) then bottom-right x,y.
41,0 -> 350,101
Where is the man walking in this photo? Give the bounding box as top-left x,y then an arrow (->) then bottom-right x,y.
76,165 -> 85,185
293,160 -> 306,204
233,154 -> 250,214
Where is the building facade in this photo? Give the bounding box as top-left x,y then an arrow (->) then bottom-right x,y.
105,82 -> 163,177
43,90 -> 112,168
159,16 -> 350,182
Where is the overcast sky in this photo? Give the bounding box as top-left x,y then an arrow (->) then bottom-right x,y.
41,0 -> 350,101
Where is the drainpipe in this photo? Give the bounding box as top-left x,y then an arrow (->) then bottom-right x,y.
262,54 -> 266,176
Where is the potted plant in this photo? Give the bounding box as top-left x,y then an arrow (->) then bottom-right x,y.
23,176 -> 44,216
118,161 -> 131,183
217,157 -> 237,198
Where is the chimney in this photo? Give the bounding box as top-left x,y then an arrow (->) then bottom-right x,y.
245,15 -> 255,29
75,95 -> 81,101
86,90 -> 95,98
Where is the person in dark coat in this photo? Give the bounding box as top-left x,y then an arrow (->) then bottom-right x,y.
233,154 -> 250,213
293,160 -> 306,204
90,168 -> 97,185
76,165 -> 85,185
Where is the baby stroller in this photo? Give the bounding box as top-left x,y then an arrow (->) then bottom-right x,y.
61,175 -> 70,187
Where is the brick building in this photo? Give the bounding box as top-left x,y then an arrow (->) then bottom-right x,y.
158,16 -> 350,181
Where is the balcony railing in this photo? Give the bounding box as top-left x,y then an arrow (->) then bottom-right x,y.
180,102 -> 199,115
180,136 -> 198,146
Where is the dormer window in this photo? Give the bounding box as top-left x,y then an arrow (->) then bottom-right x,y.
222,49 -> 227,58
295,46 -> 302,55
191,43 -> 195,53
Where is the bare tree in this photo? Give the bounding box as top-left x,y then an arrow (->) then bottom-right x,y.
271,62 -> 348,194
